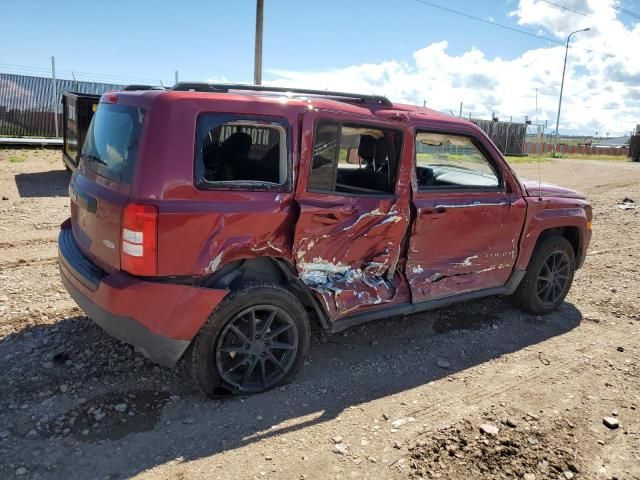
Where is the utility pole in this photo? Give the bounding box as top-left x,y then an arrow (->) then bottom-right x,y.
174,71 -> 178,85
553,27 -> 590,156
458,102 -> 463,117
51,56 -> 59,138
254,0 -> 264,85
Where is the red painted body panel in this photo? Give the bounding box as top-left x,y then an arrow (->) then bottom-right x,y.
70,168 -> 131,273
62,88 -> 593,352
292,111 -> 413,320
405,119 -> 527,301
516,197 -> 592,271
122,92 -> 308,276
520,179 -> 586,199
408,193 -> 526,301
60,249 -> 227,340
155,192 -> 296,276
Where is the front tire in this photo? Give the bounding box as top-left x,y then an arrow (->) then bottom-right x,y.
191,284 -> 310,397
513,234 -> 576,315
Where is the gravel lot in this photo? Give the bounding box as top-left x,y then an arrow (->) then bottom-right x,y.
0,149 -> 638,480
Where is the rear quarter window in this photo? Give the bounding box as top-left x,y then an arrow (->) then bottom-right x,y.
81,103 -> 144,184
195,114 -> 290,190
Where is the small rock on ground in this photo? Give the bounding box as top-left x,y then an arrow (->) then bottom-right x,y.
479,423 -> 500,437
436,359 -> 450,369
603,417 -> 619,429
333,442 -> 349,455
391,417 -> 416,429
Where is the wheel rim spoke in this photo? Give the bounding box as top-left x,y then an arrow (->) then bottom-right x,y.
219,345 -> 248,354
261,309 -> 278,336
541,263 -> 550,277
216,305 -> 298,392
265,350 -> 286,372
269,341 -> 296,350
248,309 -> 257,339
537,250 -> 571,305
266,323 -> 293,340
242,358 -> 258,384
229,325 -> 250,345
259,358 -> 267,387
223,357 -> 248,376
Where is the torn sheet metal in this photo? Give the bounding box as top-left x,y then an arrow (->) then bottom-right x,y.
294,199 -> 410,320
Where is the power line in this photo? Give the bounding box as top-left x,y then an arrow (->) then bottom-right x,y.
414,0 -> 617,60
0,63 -> 163,84
612,4 -> 640,20
542,0 -> 640,21
539,0 -> 593,18
414,0 -> 565,45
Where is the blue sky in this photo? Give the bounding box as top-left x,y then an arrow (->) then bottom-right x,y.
2,0 -> 639,135
1,0 -> 580,84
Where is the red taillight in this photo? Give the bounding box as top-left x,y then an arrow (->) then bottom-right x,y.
121,203 -> 158,276
100,92 -> 118,104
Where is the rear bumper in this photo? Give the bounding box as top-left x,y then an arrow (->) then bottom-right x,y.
58,224 -> 228,367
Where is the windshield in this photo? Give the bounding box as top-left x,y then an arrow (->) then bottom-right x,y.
82,103 -> 144,183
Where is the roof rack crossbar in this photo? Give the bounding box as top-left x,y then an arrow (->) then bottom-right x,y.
171,82 -> 393,107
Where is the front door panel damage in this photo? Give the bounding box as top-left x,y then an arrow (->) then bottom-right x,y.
406,196 -> 527,302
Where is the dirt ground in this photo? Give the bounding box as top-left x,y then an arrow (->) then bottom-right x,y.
0,149 -> 638,480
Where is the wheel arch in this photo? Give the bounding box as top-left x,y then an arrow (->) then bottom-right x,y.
201,256 -> 330,330
534,226 -> 581,265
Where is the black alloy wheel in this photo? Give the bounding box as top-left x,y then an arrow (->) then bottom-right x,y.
215,305 -> 298,392
536,250 -> 571,306
513,234 -> 576,315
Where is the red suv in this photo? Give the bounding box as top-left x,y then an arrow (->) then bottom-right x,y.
58,83 -> 592,396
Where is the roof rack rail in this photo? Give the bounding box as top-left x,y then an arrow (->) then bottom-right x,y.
122,84 -> 164,91
171,82 -> 393,107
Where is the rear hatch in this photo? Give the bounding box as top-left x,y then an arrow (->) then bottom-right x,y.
69,100 -> 145,273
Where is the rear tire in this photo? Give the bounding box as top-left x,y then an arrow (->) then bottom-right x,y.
513,234 -> 576,315
191,284 -> 310,398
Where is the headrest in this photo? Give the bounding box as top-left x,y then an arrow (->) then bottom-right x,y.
358,135 -> 377,159
220,132 -> 252,156
375,137 -> 388,163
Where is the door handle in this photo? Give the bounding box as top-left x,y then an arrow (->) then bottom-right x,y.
422,206 -> 447,215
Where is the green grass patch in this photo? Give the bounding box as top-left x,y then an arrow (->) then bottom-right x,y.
551,153 -> 628,161
8,154 -> 26,163
504,155 -> 552,164
506,153 -> 628,163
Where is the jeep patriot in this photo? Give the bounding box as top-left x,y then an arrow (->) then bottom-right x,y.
58,83 -> 592,396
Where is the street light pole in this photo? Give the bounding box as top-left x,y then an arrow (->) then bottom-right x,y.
254,0 -> 264,85
553,27 -> 590,156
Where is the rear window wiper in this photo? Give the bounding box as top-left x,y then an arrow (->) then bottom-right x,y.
81,153 -> 107,166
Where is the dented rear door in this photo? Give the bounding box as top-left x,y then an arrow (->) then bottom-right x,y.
292,112 -> 411,321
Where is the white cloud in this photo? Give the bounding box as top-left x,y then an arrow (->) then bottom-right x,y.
263,0 -> 639,136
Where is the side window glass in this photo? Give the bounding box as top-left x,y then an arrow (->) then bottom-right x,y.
415,132 -> 499,190
309,120 -> 400,195
309,121 -> 339,192
195,115 -> 288,188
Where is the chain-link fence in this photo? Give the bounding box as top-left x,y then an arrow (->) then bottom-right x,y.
0,73 -> 125,138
